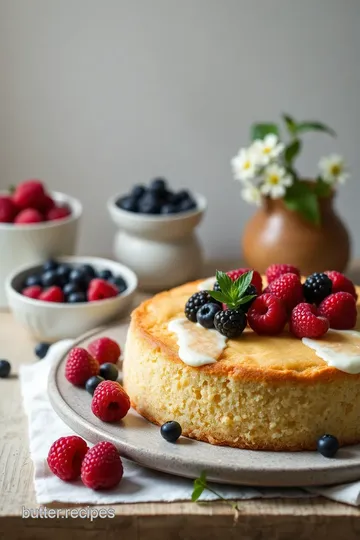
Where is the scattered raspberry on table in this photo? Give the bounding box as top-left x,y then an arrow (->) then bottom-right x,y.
47,436 -> 89,481
81,441 -> 123,490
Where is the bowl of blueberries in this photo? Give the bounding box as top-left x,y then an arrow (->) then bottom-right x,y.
108,177 -> 207,291
5,256 -> 137,341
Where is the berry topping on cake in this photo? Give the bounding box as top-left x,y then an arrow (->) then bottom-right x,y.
88,337 -> 121,365
290,303 -> 329,339
265,263 -> 300,284
91,380 -> 130,422
303,272 -> 332,305
208,270 -> 257,311
65,347 -> 100,386
324,270 -> 357,299
160,421 -> 182,442
318,292 -> 357,330
214,309 -> 247,338
185,291 -> 213,322
81,441 -> 123,490
196,303 -> 222,329
267,273 -> 304,311
317,434 -> 339,458
227,268 -> 262,294
47,436 -> 89,481
247,293 -> 288,335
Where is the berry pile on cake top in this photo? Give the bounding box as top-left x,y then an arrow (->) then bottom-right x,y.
184,265 -> 358,340
116,177 -> 197,215
0,179 -> 71,224
20,259 -> 127,303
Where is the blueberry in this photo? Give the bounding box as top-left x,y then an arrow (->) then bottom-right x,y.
67,292 -> 87,303
56,264 -> 71,285
149,177 -> 167,194
117,196 -> 138,212
69,268 -> 89,289
196,302 -> 222,329
109,276 -> 127,293
131,184 -> 146,199
174,189 -> 191,203
0,359 -> 11,378
160,421 -> 182,443
160,203 -> 178,215
178,198 -> 197,213
42,259 -> 58,272
99,363 -> 119,381
81,264 -> 96,278
85,375 -> 104,395
138,193 -> 161,214
41,270 -> 59,288
34,342 -> 50,359
63,282 -> 81,297
24,274 -> 42,288
317,434 -> 339,458
98,269 -> 113,280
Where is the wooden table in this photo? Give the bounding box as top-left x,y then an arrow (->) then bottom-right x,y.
2,262 -> 360,539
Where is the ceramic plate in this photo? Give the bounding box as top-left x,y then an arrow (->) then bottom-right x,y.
48,324 -> 360,487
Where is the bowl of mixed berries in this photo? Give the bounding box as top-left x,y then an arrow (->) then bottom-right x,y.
108,177 -> 207,290
5,256 -> 137,341
0,179 -> 82,307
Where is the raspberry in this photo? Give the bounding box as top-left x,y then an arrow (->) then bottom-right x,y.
81,441 -> 123,490
227,268 -> 263,294
38,194 -> 55,213
87,279 -> 118,302
39,286 -> 64,303
14,208 -> 43,224
13,179 -> 46,210
0,195 -> 17,223
65,347 -> 99,386
266,264 -> 300,284
318,292 -> 357,330
46,205 -> 71,221
91,380 -> 130,422
248,293 -> 287,335
22,285 -> 42,299
325,271 -> 357,299
290,303 -> 329,339
47,435 -> 88,481
88,337 -> 121,365
303,273 -> 332,305
267,273 -> 303,311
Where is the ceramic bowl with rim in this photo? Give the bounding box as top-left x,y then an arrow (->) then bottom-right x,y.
107,192 -> 207,291
0,191 -> 82,308
5,256 -> 138,342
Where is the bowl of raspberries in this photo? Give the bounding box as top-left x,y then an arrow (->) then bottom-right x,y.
5,256 -> 137,341
0,179 -> 82,307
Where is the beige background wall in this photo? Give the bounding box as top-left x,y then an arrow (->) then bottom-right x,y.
0,0 -> 359,261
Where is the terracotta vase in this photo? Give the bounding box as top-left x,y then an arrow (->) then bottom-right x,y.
242,193 -> 351,274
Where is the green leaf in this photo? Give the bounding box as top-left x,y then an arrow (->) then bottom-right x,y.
208,270 -> 254,309
199,470 -> 207,483
207,290 -> 226,304
314,177 -> 332,198
234,270 -> 253,295
236,294 -> 257,306
284,182 -> 320,225
295,121 -> 336,137
215,270 -> 233,297
282,113 -> 297,136
251,123 -> 279,141
191,484 -> 205,502
284,139 -> 301,166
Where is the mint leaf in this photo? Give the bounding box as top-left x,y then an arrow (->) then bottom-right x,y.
207,290 -> 226,304
208,270 -> 254,309
284,182 -> 320,225
284,139 -> 301,167
251,123 -> 279,141
295,121 -> 336,138
236,294 -> 257,306
216,270 -> 233,297
314,177 -> 332,198
282,113 -> 297,136
234,270 -> 253,295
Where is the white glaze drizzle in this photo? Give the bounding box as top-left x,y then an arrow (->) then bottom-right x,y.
197,276 -> 216,291
302,329 -> 360,374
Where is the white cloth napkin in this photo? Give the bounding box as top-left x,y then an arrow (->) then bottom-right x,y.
19,341 -> 360,506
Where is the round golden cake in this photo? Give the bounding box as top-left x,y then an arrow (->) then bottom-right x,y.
123,279 -> 360,451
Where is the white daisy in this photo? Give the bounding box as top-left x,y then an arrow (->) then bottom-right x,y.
252,134 -> 285,166
241,183 -> 261,206
231,148 -> 258,182
319,154 -> 349,185
260,164 -> 293,199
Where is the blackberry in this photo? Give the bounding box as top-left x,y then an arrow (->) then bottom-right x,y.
213,281 -> 221,292
303,273 -> 332,304
185,291 -> 212,322
214,309 -> 247,338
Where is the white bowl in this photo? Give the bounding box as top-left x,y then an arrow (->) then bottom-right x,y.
5,256 -> 138,342
0,191 -> 82,308
107,192 -> 207,290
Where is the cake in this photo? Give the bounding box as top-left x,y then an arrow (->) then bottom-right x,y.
123,277 -> 360,451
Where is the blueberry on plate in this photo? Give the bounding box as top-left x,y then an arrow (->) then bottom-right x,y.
196,302 -> 222,329
149,177 -> 167,194
317,434 -> 339,458
99,363 -> 119,381
117,196 -> 138,212
34,342 -> 50,359
138,192 -> 161,214
41,270 -> 60,288
109,276 -> 127,293
131,184 -> 146,199
160,421 -> 182,442
24,274 -> 42,288
67,291 -> 87,303
98,269 -> 113,280
85,375 -> 104,395
0,359 -> 11,378
81,264 -> 96,278
42,259 -> 58,272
